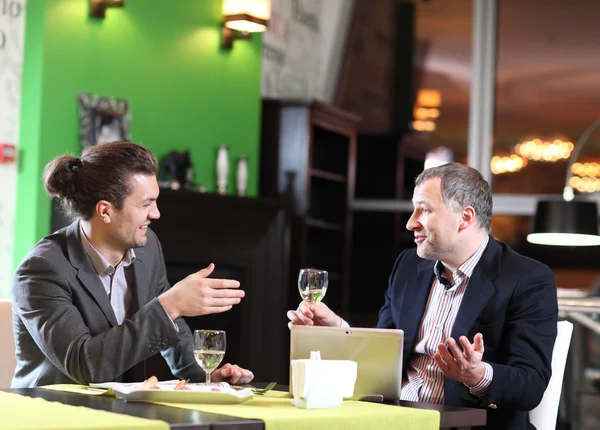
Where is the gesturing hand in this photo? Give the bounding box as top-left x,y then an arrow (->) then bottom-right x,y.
159,263 -> 245,319
434,333 -> 486,387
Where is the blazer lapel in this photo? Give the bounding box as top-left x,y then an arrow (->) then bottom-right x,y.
66,221 -> 118,327
450,236 -> 501,340
123,254 -> 149,383
130,255 -> 149,314
399,260 -> 435,354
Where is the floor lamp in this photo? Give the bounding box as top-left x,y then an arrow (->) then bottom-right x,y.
527,119 -> 600,246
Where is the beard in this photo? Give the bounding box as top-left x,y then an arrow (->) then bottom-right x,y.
416,236 -> 455,261
130,234 -> 147,248
111,226 -> 147,250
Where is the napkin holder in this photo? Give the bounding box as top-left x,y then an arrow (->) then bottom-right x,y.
291,351 -> 357,409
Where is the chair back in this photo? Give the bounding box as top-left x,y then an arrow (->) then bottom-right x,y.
0,298 -> 16,387
529,320 -> 574,430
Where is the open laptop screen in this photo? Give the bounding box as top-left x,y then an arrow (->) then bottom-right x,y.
289,326 -> 404,400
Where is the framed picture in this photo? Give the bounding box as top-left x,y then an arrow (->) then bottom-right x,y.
78,93 -> 132,149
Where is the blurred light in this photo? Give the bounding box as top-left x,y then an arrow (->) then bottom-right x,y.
571,162 -> 600,178
515,138 -> 573,162
411,89 -> 441,133
412,120 -> 436,132
424,147 -> 453,170
416,89 -> 441,108
490,154 -> 528,175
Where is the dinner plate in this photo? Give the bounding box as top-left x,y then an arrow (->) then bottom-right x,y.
90,381 -> 254,404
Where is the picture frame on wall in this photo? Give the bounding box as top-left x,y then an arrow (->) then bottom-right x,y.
78,93 -> 132,149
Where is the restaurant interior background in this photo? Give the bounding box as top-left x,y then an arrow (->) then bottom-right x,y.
2,0 -> 600,428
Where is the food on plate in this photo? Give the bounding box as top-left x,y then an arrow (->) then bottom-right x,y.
133,376 -> 191,390
174,379 -> 191,390
135,376 -> 159,390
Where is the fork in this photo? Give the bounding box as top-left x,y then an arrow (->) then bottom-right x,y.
233,382 -> 277,395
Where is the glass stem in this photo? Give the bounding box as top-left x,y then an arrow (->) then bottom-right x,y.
206,371 -> 211,384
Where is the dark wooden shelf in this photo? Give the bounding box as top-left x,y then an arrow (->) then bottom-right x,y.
396,229 -> 415,240
306,217 -> 345,232
260,99 -> 359,317
310,168 -> 347,183
328,272 -> 344,281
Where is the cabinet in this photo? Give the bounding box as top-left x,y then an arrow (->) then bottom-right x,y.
350,134 -> 427,327
260,100 -> 360,317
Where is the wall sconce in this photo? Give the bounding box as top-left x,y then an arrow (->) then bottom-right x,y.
222,0 -> 271,50
90,0 -> 124,19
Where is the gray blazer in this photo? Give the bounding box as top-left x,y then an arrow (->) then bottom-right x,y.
11,221 -> 204,388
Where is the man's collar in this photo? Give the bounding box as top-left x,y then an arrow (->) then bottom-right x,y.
433,235 -> 490,289
79,222 -> 136,275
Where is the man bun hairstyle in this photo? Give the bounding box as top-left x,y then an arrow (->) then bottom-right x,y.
43,141 -> 158,220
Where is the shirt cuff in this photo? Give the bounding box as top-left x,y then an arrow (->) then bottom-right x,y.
465,362 -> 493,397
159,301 -> 180,333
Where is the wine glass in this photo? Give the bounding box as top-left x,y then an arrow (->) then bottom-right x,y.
298,268 -> 328,305
193,330 -> 226,384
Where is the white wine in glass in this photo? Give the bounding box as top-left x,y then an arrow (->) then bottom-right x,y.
193,330 -> 226,384
298,268 -> 328,304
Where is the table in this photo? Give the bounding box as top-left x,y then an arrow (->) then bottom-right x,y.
3,388 -> 486,430
397,400 -> 487,430
5,388 -> 263,430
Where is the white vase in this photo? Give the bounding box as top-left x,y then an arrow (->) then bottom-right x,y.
237,156 -> 248,196
216,145 -> 229,195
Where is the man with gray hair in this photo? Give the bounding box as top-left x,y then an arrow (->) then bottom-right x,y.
288,162 -> 558,430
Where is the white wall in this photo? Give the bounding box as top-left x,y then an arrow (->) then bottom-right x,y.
0,0 -> 26,298
262,0 -> 322,100
261,0 -> 355,102
317,0 -> 355,103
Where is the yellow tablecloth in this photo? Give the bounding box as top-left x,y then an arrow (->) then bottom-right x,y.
41,384 -> 113,396
0,391 -> 168,430
155,391 -> 440,430
38,386 -> 440,430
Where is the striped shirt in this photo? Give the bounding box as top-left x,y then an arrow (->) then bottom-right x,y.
400,236 -> 493,403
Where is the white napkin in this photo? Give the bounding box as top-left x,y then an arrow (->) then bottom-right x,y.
291,350 -> 357,409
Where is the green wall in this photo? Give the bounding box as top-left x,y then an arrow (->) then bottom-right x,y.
15,0 -> 263,267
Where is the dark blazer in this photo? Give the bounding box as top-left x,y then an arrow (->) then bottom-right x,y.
11,221 -> 204,388
377,236 -> 558,430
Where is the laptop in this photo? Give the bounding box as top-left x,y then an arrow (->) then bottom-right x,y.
289,325 -> 404,400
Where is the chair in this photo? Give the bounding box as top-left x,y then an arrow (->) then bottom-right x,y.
529,320 -> 574,430
0,298 -> 16,387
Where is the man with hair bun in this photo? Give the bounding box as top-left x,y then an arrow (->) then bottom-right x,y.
11,141 -> 253,387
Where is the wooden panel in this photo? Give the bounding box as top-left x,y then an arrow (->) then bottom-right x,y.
335,0 -> 415,135
552,269 -> 599,291
259,100 -> 359,318
147,191 -> 290,383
